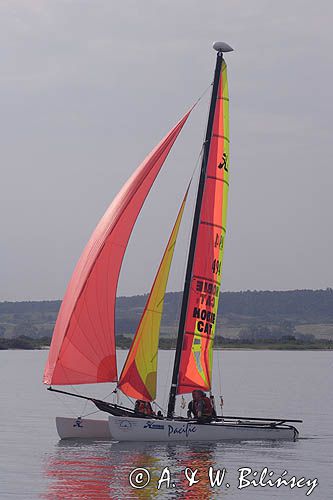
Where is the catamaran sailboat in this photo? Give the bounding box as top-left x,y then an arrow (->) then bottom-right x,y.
44,42 -> 302,442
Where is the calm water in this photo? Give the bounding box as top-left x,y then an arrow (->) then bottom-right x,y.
0,350 -> 332,499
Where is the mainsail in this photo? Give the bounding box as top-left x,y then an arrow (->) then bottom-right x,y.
177,59 -> 230,394
118,189 -> 188,401
43,110 -> 192,386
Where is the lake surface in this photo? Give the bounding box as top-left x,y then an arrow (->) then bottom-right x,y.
0,350 -> 332,499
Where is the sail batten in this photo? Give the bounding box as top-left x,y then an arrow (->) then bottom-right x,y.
43,110 -> 192,386
118,189 -> 188,401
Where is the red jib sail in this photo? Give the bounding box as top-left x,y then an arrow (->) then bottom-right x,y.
177,60 -> 230,394
43,110 -> 191,386
118,189 -> 188,401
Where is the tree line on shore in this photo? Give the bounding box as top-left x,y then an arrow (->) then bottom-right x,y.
0,334 -> 331,351
1,289 -> 333,344
1,288 -> 333,318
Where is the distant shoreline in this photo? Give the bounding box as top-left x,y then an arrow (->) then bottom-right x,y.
1,290 -> 333,351
0,337 -> 333,351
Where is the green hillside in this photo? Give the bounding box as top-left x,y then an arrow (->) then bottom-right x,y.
1,289 -> 333,345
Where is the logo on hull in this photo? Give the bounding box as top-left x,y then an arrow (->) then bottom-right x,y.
119,420 -> 132,429
73,417 -> 83,428
143,421 -> 165,430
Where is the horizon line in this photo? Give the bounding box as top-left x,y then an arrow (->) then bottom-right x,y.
1,287 -> 332,304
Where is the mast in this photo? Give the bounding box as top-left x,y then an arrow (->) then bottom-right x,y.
167,42 -> 233,418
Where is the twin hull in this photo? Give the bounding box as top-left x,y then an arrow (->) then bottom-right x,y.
56,417 -> 111,440
55,416 -> 298,441
108,415 -> 298,442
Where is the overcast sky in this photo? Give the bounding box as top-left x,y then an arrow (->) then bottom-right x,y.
1,0 -> 332,301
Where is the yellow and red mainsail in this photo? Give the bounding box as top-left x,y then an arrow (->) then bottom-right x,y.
177,60 -> 230,394
118,190 -> 188,401
43,110 -> 191,386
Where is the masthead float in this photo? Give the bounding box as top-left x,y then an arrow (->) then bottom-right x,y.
44,42 -> 302,441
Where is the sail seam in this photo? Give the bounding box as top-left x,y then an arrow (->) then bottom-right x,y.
58,304 -> 102,363
61,317 -> 102,365
58,362 -> 115,382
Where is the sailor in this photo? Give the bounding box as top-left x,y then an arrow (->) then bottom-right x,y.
134,399 -> 155,416
187,390 -> 214,422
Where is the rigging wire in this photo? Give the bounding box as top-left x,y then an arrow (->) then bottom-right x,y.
68,384 -> 100,417
216,349 -> 224,413
192,82 -> 213,108
81,409 -> 101,418
122,392 -> 135,407
101,386 -> 118,402
153,400 -> 165,413
81,398 -> 89,416
52,390 -> 81,417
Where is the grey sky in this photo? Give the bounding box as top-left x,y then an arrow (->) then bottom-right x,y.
1,1 -> 332,301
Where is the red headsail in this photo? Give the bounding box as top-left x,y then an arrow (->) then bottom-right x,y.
43,110 -> 191,385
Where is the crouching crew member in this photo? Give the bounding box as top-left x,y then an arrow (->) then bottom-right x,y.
134,399 -> 155,416
187,390 -> 215,422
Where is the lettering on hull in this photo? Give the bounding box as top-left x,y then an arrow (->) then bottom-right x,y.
167,423 -> 197,438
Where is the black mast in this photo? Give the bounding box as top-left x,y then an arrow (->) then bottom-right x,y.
167,43 -> 232,418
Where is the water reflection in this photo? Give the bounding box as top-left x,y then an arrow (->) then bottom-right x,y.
43,440 -> 222,499
42,436 -> 320,499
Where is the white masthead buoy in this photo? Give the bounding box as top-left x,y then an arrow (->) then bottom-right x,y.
213,41 -> 234,53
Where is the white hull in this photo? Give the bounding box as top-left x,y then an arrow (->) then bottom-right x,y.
56,417 -> 111,440
108,415 -> 298,442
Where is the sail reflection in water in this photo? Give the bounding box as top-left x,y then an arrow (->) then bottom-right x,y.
43,441 -> 217,499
